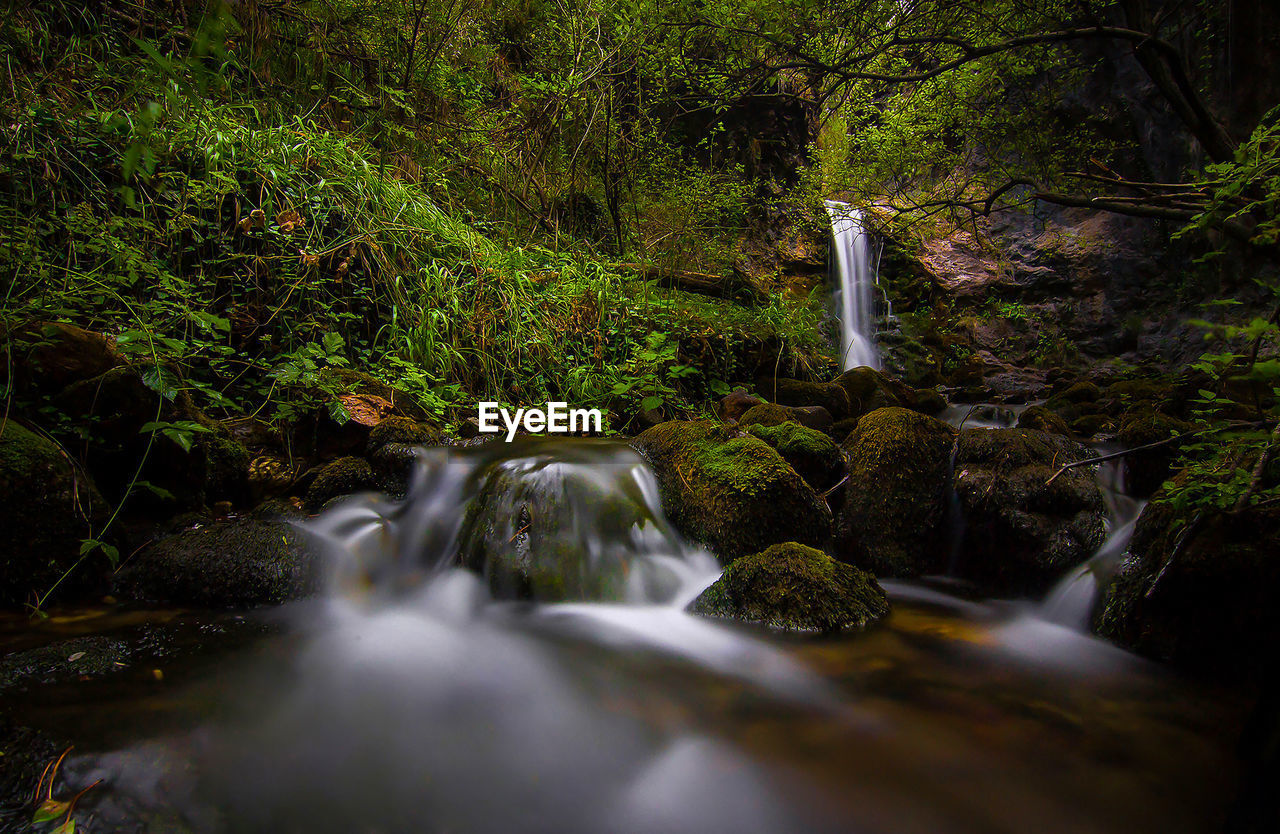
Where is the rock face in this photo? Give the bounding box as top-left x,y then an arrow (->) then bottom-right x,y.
836,408 -> 956,576
0,422 -> 111,606
1097,501 -> 1280,676
746,422 -> 845,491
113,519 -> 317,607
691,542 -> 889,633
1116,411 -> 1191,497
953,429 -> 1106,595
632,421 -> 832,562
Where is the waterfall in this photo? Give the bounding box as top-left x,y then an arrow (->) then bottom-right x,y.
825,200 -> 881,370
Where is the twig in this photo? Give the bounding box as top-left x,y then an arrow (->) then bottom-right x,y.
1044,437 -> 1179,485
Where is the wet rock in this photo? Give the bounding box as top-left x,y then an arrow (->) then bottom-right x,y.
113,519 -> 317,607
1097,500 -> 1280,677
691,542 -> 889,633
718,390 -> 764,422
913,388 -> 948,415
0,635 -> 129,691
755,377 -> 851,420
832,367 -> 916,418
1047,381 -> 1102,408
304,456 -> 378,510
738,402 -> 833,432
836,408 -> 956,576
0,422 -> 112,607
1070,413 -> 1114,438
633,421 -> 831,562
1017,405 -> 1073,437
2,321 -> 123,395
366,415 -> 441,453
953,429 -> 1106,596
746,421 -> 845,491
1117,411 -> 1192,496
249,454 -> 297,503
827,417 -> 860,443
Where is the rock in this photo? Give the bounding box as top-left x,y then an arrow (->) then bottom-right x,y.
304,456 -> 378,510
1017,405 -> 1072,437
832,367 -> 916,418
718,390 -> 764,422
632,421 -> 832,562
367,416 -> 440,453
1097,500 -> 1280,676
113,519 -> 317,608
827,417 -> 860,443
738,402 -> 833,432
746,422 -> 845,490
1117,411 -> 1192,496
3,322 -> 123,395
755,377 -> 851,420
836,408 -> 956,576
249,455 -> 297,503
691,542 -> 889,633
1047,381 -> 1102,408
953,429 -> 1106,595
0,422 -> 111,606
1070,413 -> 1114,438
0,635 -> 129,691
912,388 -> 948,415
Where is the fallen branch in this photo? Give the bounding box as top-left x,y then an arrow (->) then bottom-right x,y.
1044,420 -> 1270,486
614,263 -> 765,303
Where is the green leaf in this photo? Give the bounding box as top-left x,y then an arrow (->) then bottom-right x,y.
327,399 -> 351,426
640,395 -> 664,412
32,799 -> 68,824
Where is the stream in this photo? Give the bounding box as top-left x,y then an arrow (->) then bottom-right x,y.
0,440 -> 1250,834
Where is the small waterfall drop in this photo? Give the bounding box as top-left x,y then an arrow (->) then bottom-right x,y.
1038,457 -> 1145,630
825,200 -> 881,370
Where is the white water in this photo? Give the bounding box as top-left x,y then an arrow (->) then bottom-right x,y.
1038,458 -> 1146,631
826,200 -> 881,370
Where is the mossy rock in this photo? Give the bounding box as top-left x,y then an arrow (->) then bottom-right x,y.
827,417 -> 860,443
1117,412 -> 1193,497
953,429 -> 1106,596
367,416 -> 441,454
0,422 -> 112,606
1106,378 -> 1173,404
1047,381 -> 1102,408
203,432 -> 252,507
1070,413 -> 1113,438
738,402 -> 833,432
3,321 -> 123,396
691,542 -> 889,633
1097,499 -> 1280,677
912,388 -> 948,415
747,422 -> 845,490
632,421 -> 832,562
113,519 -> 318,608
832,367 -> 916,419
718,391 -> 764,422
755,377 -> 852,420
1017,405 -> 1072,437
304,456 -> 378,510
836,408 -> 956,577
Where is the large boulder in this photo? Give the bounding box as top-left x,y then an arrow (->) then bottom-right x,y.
832,367 -> 917,418
691,542 -> 889,633
835,408 -> 956,576
632,421 -> 832,562
746,421 -> 845,491
1097,500 -> 1280,677
1116,411 -> 1192,497
0,422 -> 112,606
738,402 -> 833,432
953,429 -> 1106,595
304,456 -> 378,510
113,519 -> 317,608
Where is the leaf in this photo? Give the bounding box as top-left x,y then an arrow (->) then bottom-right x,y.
162,428 -> 194,453
52,819 -> 76,834
327,399 -> 352,426
32,799 -> 69,825
641,395 -> 664,412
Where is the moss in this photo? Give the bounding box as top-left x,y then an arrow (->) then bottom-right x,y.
367,416 -> 440,453
304,455 -> 378,510
747,421 -> 844,490
1016,405 -> 1072,437
1070,413 -> 1113,438
204,433 -> 251,506
836,408 -> 955,576
737,402 -> 793,428
832,367 -> 915,418
1106,378 -> 1172,403
690,542 -> 889,633
912,388 -> 947,415
0,422 -> 110,606
1047,381 -> 1101,409
632,420 -> 831,562
1117,411 -> 1193,496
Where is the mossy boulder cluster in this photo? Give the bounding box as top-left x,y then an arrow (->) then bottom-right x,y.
952,429 -> 1106,595
746,421 -> 845,490
632,420 -> 832,562
691,543 -> 889,633
1097,500 -> 1280,676
836,408 -> 956,577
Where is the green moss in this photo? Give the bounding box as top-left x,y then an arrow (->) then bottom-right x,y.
738,402 -> 795,428
691,542 -> 889,633
747,422 -> 844,490
632,420 -> 832,562
367,416 -> 440,453
1016,405 -> 1072,437
1047,381 -> 1101,409
832,367 -> 915,418
836,408 -> 955,576
912,388 -> 947,415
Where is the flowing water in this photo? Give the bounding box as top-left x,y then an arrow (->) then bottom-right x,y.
0,440 -> 1249,834
826,201 -> 882,370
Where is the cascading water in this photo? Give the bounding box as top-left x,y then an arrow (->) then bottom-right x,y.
825,200 -> 881,370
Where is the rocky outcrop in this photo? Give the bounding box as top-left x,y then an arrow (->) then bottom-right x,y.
632,420 -> 832,562
113,519 -> 317,608
691,542 -> 889,633
835,408 -> 956,576
953,429 -> 1106,595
